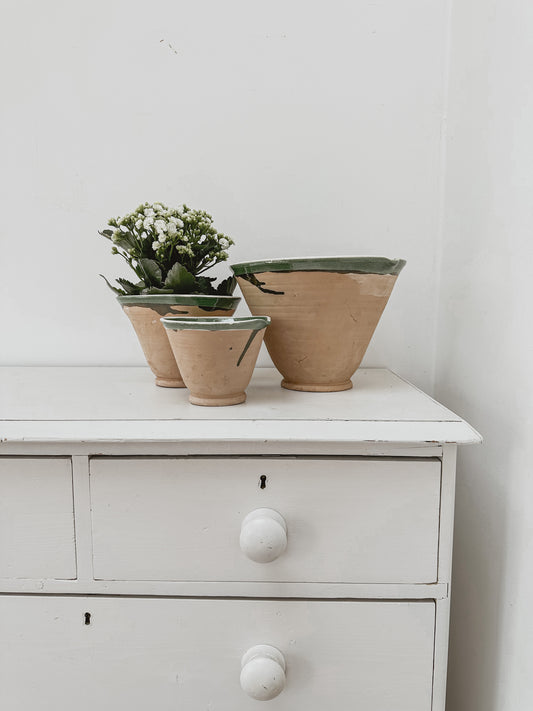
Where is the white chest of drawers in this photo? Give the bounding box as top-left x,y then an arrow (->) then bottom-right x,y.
0,366 -> 480,710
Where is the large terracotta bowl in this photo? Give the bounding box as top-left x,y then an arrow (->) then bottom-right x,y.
118,294 -> 240,388
230,257 -> 406,392
161,316 -> 270,406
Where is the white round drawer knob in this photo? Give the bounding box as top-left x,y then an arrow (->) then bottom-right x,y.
240,508 -> 287,563
240,645 -> 286,700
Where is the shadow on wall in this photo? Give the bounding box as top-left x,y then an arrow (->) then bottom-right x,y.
446,416 -> 514,711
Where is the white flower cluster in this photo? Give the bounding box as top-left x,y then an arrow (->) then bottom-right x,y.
151,214 -> 186,250
101,201 -> 235,296
106,201 -> 233,273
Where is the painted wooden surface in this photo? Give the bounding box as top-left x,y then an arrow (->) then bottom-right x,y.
0,366 -> 461,420
0,367 -> 478,710
0,367 -> 482,445
0,578 -> 448,599
90,457 -> 441,584
0,417 -> 479,448
0,458 -> 76,579
0,596 -> 435,711
432,445 -> 458,711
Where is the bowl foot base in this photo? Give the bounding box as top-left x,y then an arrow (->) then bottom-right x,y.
155,377 -> 186,388
189,392 -> 246,407
281,379 -> 353,393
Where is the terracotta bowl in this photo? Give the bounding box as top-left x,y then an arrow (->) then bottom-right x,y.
161,316 -> 271,406
118,294 -> 240,388
230,256 -> 406,392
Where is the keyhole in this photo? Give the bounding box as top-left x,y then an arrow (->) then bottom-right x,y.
84,612 -> 91,626
259,475 -> 267,490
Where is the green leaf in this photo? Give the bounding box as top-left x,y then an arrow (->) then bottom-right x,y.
138,258 -> 163,287
216,275 -> 237,295
194,276 -> 217,295
164,262 -> 196,293
99,274 -> 124,295
99,229 -> 114,240
141,287 -> 173,294
116,278 -> 143,295
113,232 -> 137,251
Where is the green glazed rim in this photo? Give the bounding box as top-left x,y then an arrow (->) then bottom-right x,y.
230,256 -> 406,276
117,294 -> 241,310
161,316 -> 271,331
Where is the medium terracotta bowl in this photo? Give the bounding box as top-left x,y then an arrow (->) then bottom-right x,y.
161,316 -> 270,406
230,257 -> 406,392
118,294 -> 240,388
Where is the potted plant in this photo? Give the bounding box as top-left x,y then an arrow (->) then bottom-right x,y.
230,256 -> 406,392
99,201 -> 240,387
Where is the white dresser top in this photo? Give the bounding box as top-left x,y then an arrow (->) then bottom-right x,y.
0,367 -> 480,451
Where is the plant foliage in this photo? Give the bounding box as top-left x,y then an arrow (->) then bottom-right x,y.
99,202 -> 236,295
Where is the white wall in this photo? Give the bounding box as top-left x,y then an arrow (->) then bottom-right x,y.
0,0 -> 450,391
435,0 -> 533,709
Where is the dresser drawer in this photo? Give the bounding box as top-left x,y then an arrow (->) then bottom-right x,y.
90,457 -> 441,583
0,458 -> 76,579
1,596 -> 435,710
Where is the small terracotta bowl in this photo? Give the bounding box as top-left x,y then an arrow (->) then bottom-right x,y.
161,316 -> 271,406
